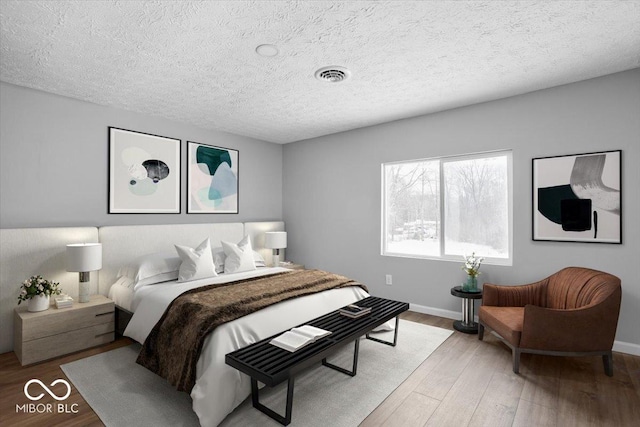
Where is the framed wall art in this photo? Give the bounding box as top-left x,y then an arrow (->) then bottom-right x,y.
532,150 -> 621,243
187,141 -> 239,214
108,127 -> 181,213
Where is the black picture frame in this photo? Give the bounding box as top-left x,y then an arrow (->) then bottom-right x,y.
108,127 -> 181,214
532,150 -> 621,243
186,141 -> 239,214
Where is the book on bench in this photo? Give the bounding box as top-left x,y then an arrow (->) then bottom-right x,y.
270,325 -> 332,352
339,304 -> 372,318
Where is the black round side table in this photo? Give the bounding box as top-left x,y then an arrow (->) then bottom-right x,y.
450,286 -> 483,334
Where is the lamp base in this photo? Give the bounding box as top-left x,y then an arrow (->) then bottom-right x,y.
272,250 -> 281,268
79,272 -> 90,303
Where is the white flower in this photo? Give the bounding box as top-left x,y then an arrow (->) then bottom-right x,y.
21,289 -> 27,295
462,252 -> 484,277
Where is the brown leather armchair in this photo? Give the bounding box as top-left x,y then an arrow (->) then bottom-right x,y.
478,267 -> 621,376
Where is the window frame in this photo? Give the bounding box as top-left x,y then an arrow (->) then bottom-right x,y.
381,150 -> 513,266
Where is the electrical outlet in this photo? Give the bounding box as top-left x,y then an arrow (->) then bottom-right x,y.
385,274 -> 393,286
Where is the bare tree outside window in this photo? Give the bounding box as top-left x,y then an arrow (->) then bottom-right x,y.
384,161 -> 439,256
383,151 -> 511,264
443,156 -> 509,258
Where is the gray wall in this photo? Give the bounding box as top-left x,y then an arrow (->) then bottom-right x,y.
283,69 -> 640,349
0,82 -> 283,228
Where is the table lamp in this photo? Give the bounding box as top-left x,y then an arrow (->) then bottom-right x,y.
66,243 -> 102,303
265,232 -> 287,267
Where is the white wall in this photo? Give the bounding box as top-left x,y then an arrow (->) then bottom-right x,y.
0,82 -> 283,228
283,69 -> 640,350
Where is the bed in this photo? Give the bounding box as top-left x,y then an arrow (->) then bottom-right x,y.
100,222 -> 372,426
0,222 -> 375,425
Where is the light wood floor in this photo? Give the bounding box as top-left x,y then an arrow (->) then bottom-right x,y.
363,312 -> 640,427
1,312 -> 639,426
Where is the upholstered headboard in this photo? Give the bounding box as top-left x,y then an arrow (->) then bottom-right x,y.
0,221 -> 284,354
98,223 -> 243,296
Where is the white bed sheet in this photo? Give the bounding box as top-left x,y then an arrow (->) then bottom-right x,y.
107,267 -> 278,314
123,267 -> 370,427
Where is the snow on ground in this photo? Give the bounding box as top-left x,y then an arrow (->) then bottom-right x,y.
386,239 -> 507,259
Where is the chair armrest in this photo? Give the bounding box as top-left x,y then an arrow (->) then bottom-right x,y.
482,279 -> 548,307
520,293 -> 620,352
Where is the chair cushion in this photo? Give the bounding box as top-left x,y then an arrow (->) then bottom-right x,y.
479,306 -> 524,347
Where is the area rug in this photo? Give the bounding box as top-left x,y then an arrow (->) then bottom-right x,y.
61,320 -> 452,427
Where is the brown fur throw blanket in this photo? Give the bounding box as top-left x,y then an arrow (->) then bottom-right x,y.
136,269 -> 367,392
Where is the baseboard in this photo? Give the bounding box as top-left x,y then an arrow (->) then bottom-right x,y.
409,303 -> 462,321
613,340 -> 640,356
409,303 -> 640,356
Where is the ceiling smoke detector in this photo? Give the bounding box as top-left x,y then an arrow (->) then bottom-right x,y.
315,66 -> 350,83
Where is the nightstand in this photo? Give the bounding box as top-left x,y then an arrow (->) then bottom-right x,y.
280,262 -> 305,270
14,294 -> 115,365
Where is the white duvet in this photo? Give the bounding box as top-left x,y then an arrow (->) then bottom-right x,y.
123,267 -> 370,427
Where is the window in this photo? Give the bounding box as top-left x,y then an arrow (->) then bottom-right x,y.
382,150 -> 512,265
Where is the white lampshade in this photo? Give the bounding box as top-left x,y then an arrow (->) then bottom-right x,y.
265,232 -> 287,249
66,243 -> 102,272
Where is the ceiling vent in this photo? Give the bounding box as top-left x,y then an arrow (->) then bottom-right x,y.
315,66 -> 350,83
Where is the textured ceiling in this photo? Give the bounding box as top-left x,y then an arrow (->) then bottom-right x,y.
1,1 -> 639,144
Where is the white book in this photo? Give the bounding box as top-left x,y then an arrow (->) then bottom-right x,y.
339,310 -> 370,319
270,325 -> 331,352
339,304 -> 371,318
55,295 -> 74,309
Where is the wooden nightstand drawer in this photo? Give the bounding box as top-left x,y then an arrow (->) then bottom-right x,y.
17,323 -> 114,366
14,295 -> 115,365
17,303 -> 114,342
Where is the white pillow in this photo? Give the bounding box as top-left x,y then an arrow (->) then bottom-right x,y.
221,235 -> 257,274
111,275 -> 134,289
213,246 -> 266,273
117,251 -> 181,290
175,238 -> 217,282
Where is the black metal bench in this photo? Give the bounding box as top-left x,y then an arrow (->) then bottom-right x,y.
225,296 -> 409,425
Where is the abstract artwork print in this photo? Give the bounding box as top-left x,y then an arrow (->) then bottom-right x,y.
532,150 -> 621,243
187,141 -> 239,213
109,127 -> 181,213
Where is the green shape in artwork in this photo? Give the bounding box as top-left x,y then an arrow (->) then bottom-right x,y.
197,188 -> 222,207
537,184 -> 578,224
196,146 -> 232,176
129,178 -> 158,196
